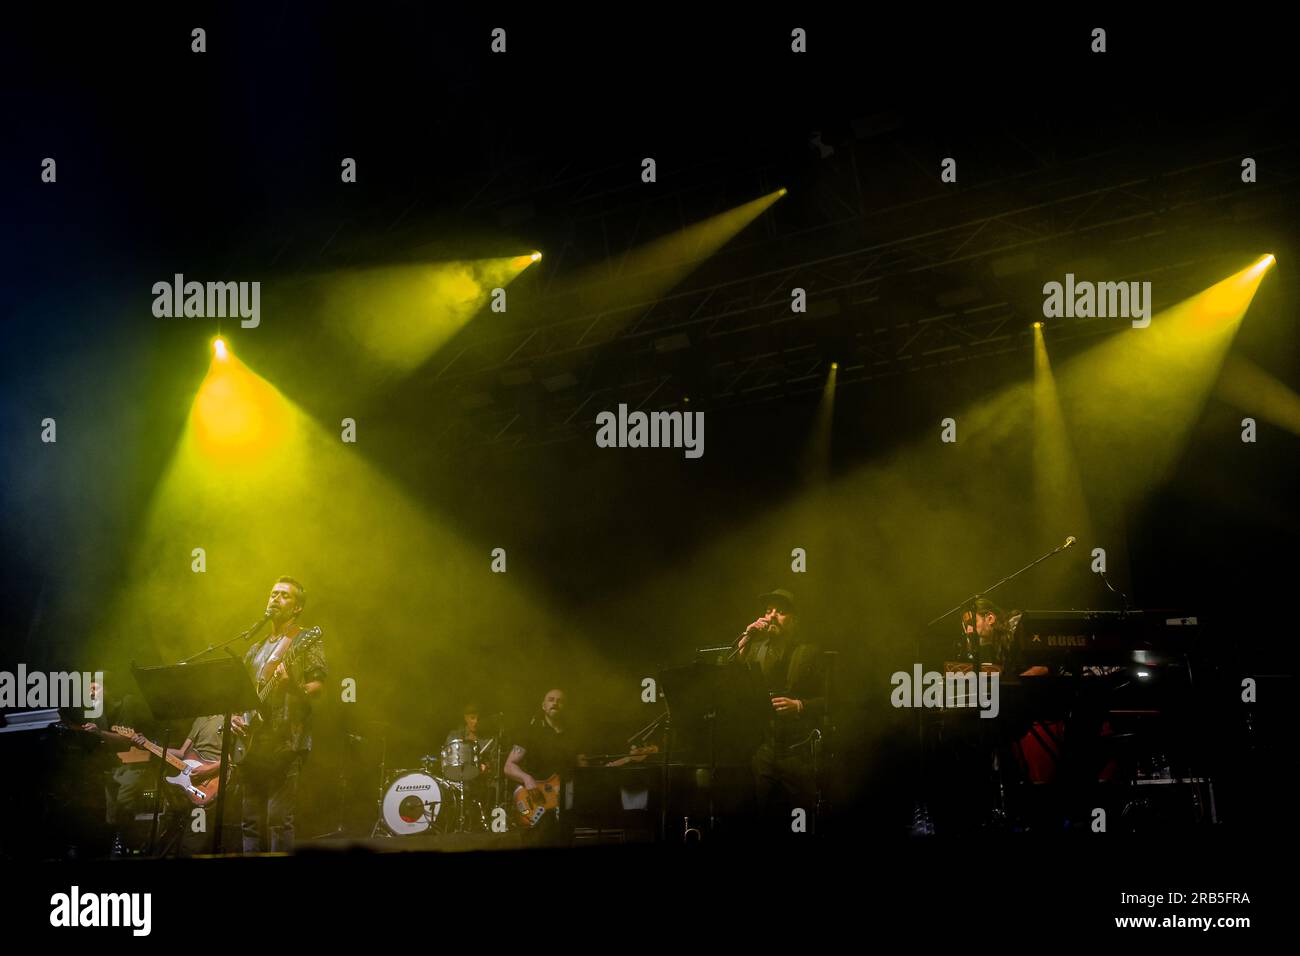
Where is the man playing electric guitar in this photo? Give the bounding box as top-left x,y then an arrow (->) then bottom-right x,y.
62,674 -> 154,856
231,576 -> 326,854
504,688 -> 585,845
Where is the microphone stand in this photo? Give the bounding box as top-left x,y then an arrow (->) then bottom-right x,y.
179,613 -> 274,665
926,538 -> 1076,631
917,538 -> 1076,835
489,713 -> 505,826
1099,570 -> 1131,611
720,636 -> 745,664
159,612 -> 270,855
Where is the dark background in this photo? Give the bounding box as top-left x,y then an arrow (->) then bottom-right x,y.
2,7 -> 1296,842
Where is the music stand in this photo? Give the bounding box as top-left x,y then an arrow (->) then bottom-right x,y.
659,656 -> 767,837
131,656 -> 259,856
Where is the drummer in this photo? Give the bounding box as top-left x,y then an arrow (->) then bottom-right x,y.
444,702 -> 492,777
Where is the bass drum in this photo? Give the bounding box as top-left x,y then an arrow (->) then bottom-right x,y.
380,771 -> 452,836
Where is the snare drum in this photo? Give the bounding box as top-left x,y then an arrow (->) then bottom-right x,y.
439,738 -> 479,782
380,771 -> 447,835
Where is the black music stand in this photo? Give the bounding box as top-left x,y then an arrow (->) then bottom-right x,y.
131,657 -> 258,856
659,656 -> 767,837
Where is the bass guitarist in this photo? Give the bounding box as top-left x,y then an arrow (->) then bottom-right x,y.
504,688 -> 585,845
231,576 -> 326,853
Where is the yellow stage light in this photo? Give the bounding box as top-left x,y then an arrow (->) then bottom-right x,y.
192,353 -> 286,459
531,251 -> 542,262
213,337 -> 228,360
1188,256 -> 1273,331
1241,253 -> 1276,282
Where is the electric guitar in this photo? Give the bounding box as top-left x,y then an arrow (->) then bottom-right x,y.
512,773 -> 562,828
603,744 -> 660,768
231,626 -> 323,766
111,725 -> 220,807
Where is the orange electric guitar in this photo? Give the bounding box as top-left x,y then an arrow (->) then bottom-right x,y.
111,725 -> 221,807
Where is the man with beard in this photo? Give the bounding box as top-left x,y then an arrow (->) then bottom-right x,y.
231,576 -> 326,853
733,588 -> 826,835
504,688 -> 585,845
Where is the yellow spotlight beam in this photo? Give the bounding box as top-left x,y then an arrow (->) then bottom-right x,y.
1057,256 -> 1273,501
260,254 -> 539,382
613,374 -> 1049,666
191,349 -> 290,462
554,189 -> 786,321
100,349 -> 624,698
1033,323 -> 1093,579
1217,354 -> 1300,438
802,361 -> 837,485
612,259 -> 1276,642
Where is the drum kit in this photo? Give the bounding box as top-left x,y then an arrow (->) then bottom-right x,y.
375,736 -> 497,837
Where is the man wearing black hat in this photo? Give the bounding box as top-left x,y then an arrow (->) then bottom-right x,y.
733,588 -> 826,833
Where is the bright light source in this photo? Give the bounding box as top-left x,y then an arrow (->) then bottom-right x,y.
213,338 -> 228,360
192,352 -> 289,459
830,362 -> 838,370
1242,253 -> 1276,281
1136,670 -> 1150,679
778,187 -> 788,196
1032,321 -> 1044,329
530,251 -> 542,262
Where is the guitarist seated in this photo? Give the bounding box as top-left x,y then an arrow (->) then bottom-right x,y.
122,715 -> 226,857
504,688 -> 586,844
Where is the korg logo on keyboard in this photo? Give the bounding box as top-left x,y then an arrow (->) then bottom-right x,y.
1045,634 -> 1090,647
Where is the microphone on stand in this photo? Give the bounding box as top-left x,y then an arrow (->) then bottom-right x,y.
241,607 -> 276,640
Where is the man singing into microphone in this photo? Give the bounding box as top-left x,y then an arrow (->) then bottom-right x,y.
231,576 -> 326,854
732,588 -> 826,835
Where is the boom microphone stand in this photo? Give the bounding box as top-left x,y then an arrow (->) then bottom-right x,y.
920,535 -> 1078,833
926,535 -> 1077,632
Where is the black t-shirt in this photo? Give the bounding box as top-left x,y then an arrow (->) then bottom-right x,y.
512,716 -> 578,780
